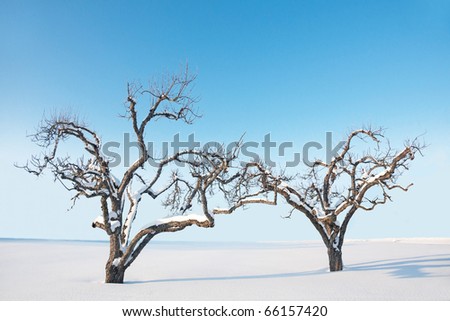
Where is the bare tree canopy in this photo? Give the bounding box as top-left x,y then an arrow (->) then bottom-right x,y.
214,128 -> 424,271
20,68 -> 239,283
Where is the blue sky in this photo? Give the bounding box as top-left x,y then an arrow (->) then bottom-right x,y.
1,0 -> 449,242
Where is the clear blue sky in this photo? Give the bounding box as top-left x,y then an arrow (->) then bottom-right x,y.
1,0 -> 449,242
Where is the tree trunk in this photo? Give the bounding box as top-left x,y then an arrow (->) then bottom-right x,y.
327,247 -> 343,272
105,264 -> 125,284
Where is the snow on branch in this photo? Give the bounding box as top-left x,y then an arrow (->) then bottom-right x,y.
117,140 -> 241,250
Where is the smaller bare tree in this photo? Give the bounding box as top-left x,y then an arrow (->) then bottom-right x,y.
20,68 -> 239,283
214,128 -> 423,271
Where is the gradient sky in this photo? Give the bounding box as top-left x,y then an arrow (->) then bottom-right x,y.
1,0 -> 449,242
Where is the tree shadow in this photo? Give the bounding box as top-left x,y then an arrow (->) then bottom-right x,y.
126,267 -> 329,284
346,254 -> 450,278
125,254 -> 450,284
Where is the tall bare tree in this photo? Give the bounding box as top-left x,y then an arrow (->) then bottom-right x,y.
214,129 -> 423,271
20,68 -> 238,283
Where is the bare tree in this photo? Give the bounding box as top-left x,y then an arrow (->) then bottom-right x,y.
20,68 -> 238,283
214,128 -> 423,272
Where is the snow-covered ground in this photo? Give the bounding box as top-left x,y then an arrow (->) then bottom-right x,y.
1,238 -> 449,300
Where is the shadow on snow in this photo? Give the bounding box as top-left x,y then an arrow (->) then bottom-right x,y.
346,254 -> 450,278
125,254 -> 450,284
126,268 -> 329,284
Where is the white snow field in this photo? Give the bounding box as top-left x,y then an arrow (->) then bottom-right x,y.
1,238 -> 449,300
